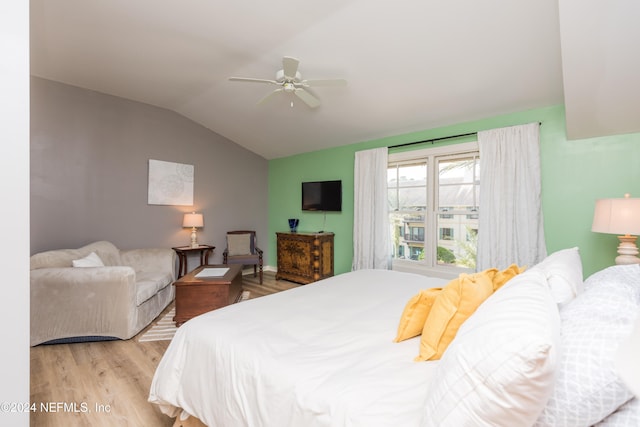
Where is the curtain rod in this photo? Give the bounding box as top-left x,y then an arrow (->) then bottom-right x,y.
389,122 -> 542,150
389,132 -> 477,149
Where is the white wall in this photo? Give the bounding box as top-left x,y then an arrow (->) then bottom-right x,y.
0,2 -> 30,426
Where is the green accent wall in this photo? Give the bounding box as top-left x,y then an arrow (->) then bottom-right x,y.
269,105 -> 640,278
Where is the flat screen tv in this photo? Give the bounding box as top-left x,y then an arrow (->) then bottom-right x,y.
302,180 -> 342,212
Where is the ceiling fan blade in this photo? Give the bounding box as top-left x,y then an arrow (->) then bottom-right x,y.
294,88 -> 320,108
282,56 -> 300,79
257,88 -> 284,105
229,77 -> 279,85
302,78 -> 347,87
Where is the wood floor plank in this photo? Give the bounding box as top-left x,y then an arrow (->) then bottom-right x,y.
30,271 -> 299,426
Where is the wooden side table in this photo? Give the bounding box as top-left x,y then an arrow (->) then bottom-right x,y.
173,264 -> 243,326
172,245 -> 215,278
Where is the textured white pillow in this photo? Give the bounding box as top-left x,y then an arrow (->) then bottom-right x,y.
594,398 -> 640,427
72,251 -> 105,267
529,246 -> 583,305
535,264 -> 640,427
422,269 -> 560,427
227,233 -> 251,256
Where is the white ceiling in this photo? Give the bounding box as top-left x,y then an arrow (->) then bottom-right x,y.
30,0 -> 639,159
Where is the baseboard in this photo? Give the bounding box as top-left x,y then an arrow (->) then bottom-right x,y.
240,265 -> 277,275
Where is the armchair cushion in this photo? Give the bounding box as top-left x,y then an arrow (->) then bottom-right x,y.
223,230 -> 263,284
227,233 -> 252,256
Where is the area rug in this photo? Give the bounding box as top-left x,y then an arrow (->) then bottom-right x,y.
139,290 -> 250,342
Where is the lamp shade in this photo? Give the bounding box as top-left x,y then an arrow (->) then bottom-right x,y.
183,212 -> 204,228
592,194 -> 640,236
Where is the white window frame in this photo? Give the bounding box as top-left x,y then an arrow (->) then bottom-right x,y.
389,141 -> 479,279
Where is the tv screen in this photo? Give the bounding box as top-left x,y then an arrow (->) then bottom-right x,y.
302,180 -> 342,211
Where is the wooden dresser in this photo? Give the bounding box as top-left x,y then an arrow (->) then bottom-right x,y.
276,232 -> 334,284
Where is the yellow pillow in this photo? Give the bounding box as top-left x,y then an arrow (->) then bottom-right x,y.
415,271 -> 494,361
493,264 -> 526,291
394,288 -> 442,342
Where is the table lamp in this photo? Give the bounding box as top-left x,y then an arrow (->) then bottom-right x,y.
591,193 -> 640,264
183,212 -> 204,248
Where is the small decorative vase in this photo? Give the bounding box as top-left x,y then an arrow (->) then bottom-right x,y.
288,218 -> 299,233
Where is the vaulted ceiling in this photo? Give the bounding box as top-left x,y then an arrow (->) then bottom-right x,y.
30,0 -> 640,159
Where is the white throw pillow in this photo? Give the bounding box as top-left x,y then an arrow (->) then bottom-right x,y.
535,264 -> 640,427
594,399 -> 640,427
72,251 -> 105,267
422,269 -> 561,427
529,246 -> 583,305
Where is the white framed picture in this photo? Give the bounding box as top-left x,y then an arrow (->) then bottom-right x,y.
148,159 -> 194,206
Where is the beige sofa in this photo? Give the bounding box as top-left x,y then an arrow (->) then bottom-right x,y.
30,240 -> 176,346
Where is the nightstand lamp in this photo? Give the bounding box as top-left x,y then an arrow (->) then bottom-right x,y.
592,193 -> 640,265
183,212 -> 204,248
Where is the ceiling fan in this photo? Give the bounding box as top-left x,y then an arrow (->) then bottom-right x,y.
229,56 -> 346,109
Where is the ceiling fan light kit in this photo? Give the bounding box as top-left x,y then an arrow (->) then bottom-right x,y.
229,56 -> 346,109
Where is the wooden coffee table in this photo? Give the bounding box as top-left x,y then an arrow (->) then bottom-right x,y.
173,264 -> 243,326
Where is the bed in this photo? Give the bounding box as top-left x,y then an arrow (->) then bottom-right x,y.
149,248 -> 640,427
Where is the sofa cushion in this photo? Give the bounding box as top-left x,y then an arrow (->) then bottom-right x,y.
79,241 -> 122,266
30,240 -> 121,269
31,247 -> 85,269
136,271 -> 174,306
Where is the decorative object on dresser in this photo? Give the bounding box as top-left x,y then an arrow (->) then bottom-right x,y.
223,230 -> 264,284
592,193 -> 640,264
276,231 -> 334,284
172,244 -> 215,278
288,218 -> 299,233
182,212 -> 204,248
173,264 -> 243,326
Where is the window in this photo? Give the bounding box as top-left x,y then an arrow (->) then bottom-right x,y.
439,207 -> 453,219
388,142 -> 479,276
439,227 -> 454,240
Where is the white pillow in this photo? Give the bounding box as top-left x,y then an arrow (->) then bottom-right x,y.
535,264 -> 640,427
594,399 -> 640,427
422,269 -> 561,427
72,251 -> 105,267
530,246 -> 583,305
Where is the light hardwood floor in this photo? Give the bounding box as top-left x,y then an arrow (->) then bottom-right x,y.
30,271 -> 299,427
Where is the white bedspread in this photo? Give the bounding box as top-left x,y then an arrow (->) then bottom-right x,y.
148,269 -> 448,427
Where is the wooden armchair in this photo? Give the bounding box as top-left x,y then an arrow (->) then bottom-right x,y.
223,230 -> 263,284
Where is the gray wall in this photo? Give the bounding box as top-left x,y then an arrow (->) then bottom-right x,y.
30,77 -> 269,266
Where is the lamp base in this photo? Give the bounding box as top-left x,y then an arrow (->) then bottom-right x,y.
190,228 -> 199,249
615,235 -> 640,265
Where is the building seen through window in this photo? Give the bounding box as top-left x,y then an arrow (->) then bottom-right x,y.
388,143 -> 479,273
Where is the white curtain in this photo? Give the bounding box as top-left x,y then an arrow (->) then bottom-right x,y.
476,123 -> 546,270
352,147 -> 391,270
